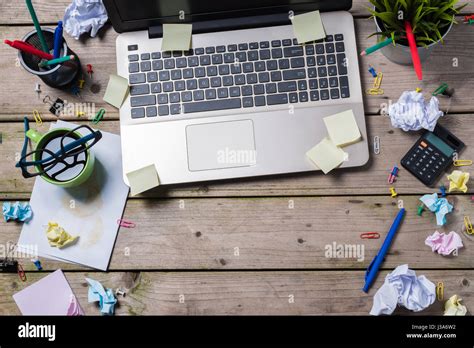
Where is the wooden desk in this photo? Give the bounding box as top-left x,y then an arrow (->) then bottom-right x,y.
0,0 -> 473,315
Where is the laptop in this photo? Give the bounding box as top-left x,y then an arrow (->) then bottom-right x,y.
103,0 -> 369,186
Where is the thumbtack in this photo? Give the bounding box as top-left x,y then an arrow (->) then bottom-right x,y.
76,111 -> 85,117
433,83 -> 454,98
368,65 -> 377,78
417,204 -> 424,216
71,85 -> 81,98
415,87 -> 422,93
34,83 -> 41,99
387,165 -> 399,184
31,258 -> 42,270
390,187 -> 397,198
439,185 -> 447,197
463,14 -> 474,22
86,64 -> 93,79
78,77 -> 85,89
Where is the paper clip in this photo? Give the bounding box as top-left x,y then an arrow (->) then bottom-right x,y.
117,219 -> 135,228
366,72 -> 383,95
464,216 -> 473,235
433,83 -> 454,97
17,263 -> 26,282
417,204 -> 424,216
33,110 -> 42,126
92,108 -> 105,124
453,159 -> 472,167
389,187 -> 397,198
387,165 -> 399,184
360,232 -> 380,239
436,282 -> 444,301
373,136 -> 380,155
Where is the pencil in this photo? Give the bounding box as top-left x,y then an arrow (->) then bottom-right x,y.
360,37 -> 393,56
405,21 -> 422,80
25,0 -> 49,53
38,55 -> 75,68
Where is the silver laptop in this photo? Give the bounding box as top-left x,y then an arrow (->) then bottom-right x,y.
103,0 -> 369,186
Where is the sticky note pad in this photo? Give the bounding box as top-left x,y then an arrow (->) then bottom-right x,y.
161,24 -> 192,51
291,10 -> 326,44
126,164 -> 160,196
306,137 -> 347,174
323,110 -> 362,147
103,74 -> 129,108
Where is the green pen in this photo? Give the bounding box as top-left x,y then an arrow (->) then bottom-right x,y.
25,0 -> 49,53
38,55 -> 75,68
360,37 -> 394,56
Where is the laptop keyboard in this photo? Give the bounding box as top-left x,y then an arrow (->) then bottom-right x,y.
127,35 -> 349,119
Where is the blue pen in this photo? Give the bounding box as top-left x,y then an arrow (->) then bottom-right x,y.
53,21 -> 63,59
363,208 -> 405,293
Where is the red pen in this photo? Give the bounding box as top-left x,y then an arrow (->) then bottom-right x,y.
4,39 -> 53,60
404,21 -> 422,80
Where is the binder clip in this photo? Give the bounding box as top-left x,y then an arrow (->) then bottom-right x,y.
453,159 -> 472,167
117,219 -> 135,228
1,242 -> 26,281
92,108 -> 105,124
373,136 -> 380,155
33,110 -> 42,126
31,258 -> 42,271
366,72 -> 383,95
439,185 -> 447,197
368,65 -> 377,78
432,83 -> 454,98
464,216 -> 473,235
360,232 -> 380,239
436,282 -> 444,301
389,186 -> 397,198
417,204 -> 424,216
387,165 -> 399,184
115,287 -> 127,297
43,95 -> 65,116
34,83 -> 41,99
86,64 -> 94,79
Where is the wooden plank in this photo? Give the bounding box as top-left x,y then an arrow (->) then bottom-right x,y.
0,18 -> 473,118
0,270 -> 472,315
0,0 -> 472,24
2,196 -> 473,271
1,114 -> 473,197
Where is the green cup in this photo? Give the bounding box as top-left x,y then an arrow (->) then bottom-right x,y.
26,128 -> 95,187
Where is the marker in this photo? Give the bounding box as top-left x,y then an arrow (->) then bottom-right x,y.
360,37 -> 393,56
38,55 -> 75,68
4,39 -> 54,60
53,21 -> 63,59
25,0 -> 49,53
405,21 -> 422,80
363,208 -> 405,293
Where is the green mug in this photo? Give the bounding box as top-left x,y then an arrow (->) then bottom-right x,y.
26,128 -> 95,187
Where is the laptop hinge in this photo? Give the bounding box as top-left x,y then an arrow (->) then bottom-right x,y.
148,13 -> 291,39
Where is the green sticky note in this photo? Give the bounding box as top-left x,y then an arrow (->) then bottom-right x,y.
291,10 -> 326,44
161,24 -> 192,51
306,137 -> 347,174
126,164 -> 160,196
103,74 -> 129,108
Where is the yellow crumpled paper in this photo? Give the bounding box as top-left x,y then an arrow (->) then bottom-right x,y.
46,222 -> 78,248
444,295 -> 467,316
447,170 -> 469,193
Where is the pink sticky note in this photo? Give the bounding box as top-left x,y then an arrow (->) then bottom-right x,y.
13,269 -> 84,315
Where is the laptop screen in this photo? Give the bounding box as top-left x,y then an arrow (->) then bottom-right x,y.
104,0 -> 351,32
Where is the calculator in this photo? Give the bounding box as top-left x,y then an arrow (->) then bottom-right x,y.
401,125 -> 465,186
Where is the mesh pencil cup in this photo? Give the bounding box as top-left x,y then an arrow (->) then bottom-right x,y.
18,28 -> 81,88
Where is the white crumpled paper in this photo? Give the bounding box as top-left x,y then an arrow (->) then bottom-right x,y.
370,264 -> 435,316
388,91 -> 444,132
64,0 -> 108,40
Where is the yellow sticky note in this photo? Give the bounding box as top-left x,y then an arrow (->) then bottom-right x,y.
103,74 -> 129,108
323,110 -> 362,147
126,164 -> 160,196
447,170 -> 469,193
46,222 -> 78,249
161,24 -> 192,52
444,295 -> 467,316
306,137 -> 347,174
291,10 -> 326,44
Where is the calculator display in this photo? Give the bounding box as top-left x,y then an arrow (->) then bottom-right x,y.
424,133 -> 455,158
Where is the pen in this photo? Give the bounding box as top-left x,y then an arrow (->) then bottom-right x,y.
53,21 -> 63,59
405,21 -> 422,80
360,37 -> 393,56
25,0 -> 49,53
38,54 -> 75,68
4,39 -> 54,60
363,208 -> 405,293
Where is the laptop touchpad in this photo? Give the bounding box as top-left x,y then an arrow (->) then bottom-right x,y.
186,120 -> 256,171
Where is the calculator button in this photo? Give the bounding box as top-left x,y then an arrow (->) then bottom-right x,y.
420,141 -> 427,147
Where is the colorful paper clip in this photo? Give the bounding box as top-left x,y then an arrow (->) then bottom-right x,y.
417,204 -> 424,216
366,72 -> 383,95
33,110 -> 42,126
453,159 -> 472,167
390,186 -> 397,198
373,136 -> 380,155
436,282 -> 444,301
433,83 -> 454,97
92,108 -> 105,124
439,185 -> 447,197
117,219 -> 135,228
360,232 -> 380,239
368,65 -> 377,78
17,263 -> 26,282
388,165 -> 399,184
464,216 -> 473,235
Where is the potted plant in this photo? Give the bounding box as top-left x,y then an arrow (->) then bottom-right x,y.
368,0 -> 466,65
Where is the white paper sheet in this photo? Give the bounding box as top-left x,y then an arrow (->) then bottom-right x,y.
17,121 -> 129,270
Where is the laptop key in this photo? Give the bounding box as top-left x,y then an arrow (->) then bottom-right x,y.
206,47 -> 215,54
231,64 -> 242,74
249,42 -> 258,49
193,90 -> 204,101
283,69 -> 306,80
242,62 -> 254,73
241,86 -> 252,96
267,93 -> 288,105
335,42 -> 345,52
335,34 -> 344,41
158,105 -> 169,116
205,89 -> 217,100
146,106 -> 157,117
283,46 -> 304,57
162,51 -> 171,58
308,68 -> 317,78
131,108 -> 145,118
151,52 -> 161,59
176,57 -> 187,68
282,39 -> 292,46
181,91 -> 193,102
299,92 -> 309,102
207,66 -> 218,76
260,41 -> 270,48
248,51 -> 259,61
271,48 -> 283,59
243,97 -> 253,107
315,44 -> 324,54
131,95 -> 156,107
235,75 -> 245,85
278,81 -> 297,92
319,78 -> 328,88
236,52 -> 247,62
128,54 -> 139,62
328,65 -> 338,76
211,77 -> 222,87
216,45 -> 226,53
254,84 -> 265,95
223,76 -> 234,86
186,79 -> 198,90
174,80 -> 185,91
141,53 -> 150,60
229,87 -> 241,97
306,56 -> 316,66
147,72 -> 158,82
228,44 -> 237,52
170,104 -> 182,115
258,72 -> 270,83
309,79 -> 318,90
157,94 -> 168,104
255,96 -> 266,106
163,82 -> 173,92
238,43 -> 248,50
170,92 -> 180,103
254,62 -> 265,72
194,48 -> 204,55
140,61 -> 151,72
152,60 -> 163,70
199,78 -> 210,88
337,53 -> 348,75
151,83 -> 161,93
130,84 -> 150,96
327,54 -> 336,65
267,60 -> 278,70
212,54 -> 223,64
290,57 -> 305,68
194,67 -> 205,78
317,56 -> 326,66
325,43 -> 335,53
310,90 -> 319,101
218,65 -> 230,75
183,68 -> 194,79
224,53 -> 235,63
278,59 -> 290,69
329,77 -> 338,87
129,73 -> 146,84
325,35 -> 334,42
182,99 -> 241,113
271,40 -> 281,47
260,49 -> 271,60
188,56 -> 199,67
158,71 -> 170,81
129,62 -> 139,73
265,83 -> 277,94
289,93 -> 298,103
305,45 -> 315,55
298,80 -> 307,90
200,55 -> 211,65
330,88 -> 340,99
320,89 -> 330,100
340,76 -> 350,98
217,88 -> 228,98
271,71 -> 282,81
318,67 -> 328,77
247,74 -> 257,84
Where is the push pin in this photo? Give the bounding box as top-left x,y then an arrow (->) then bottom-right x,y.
433,83 -> 454,98
387,165 -> 399,184
31,258 -> 42,271
415,87 -> 422,93
76,111 -> 86,117
417,204 -> 424,216
465,19 -> 474,25
86,64 -> 93,79
78,77 -> 85,89
115,287 -> 126,297
439,185 -> 447,197
71,85 -> 81,98
390,187 -> 397,198
368,65 -> 377,78
34,83 -> 41,99
463,14 -> 474,22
